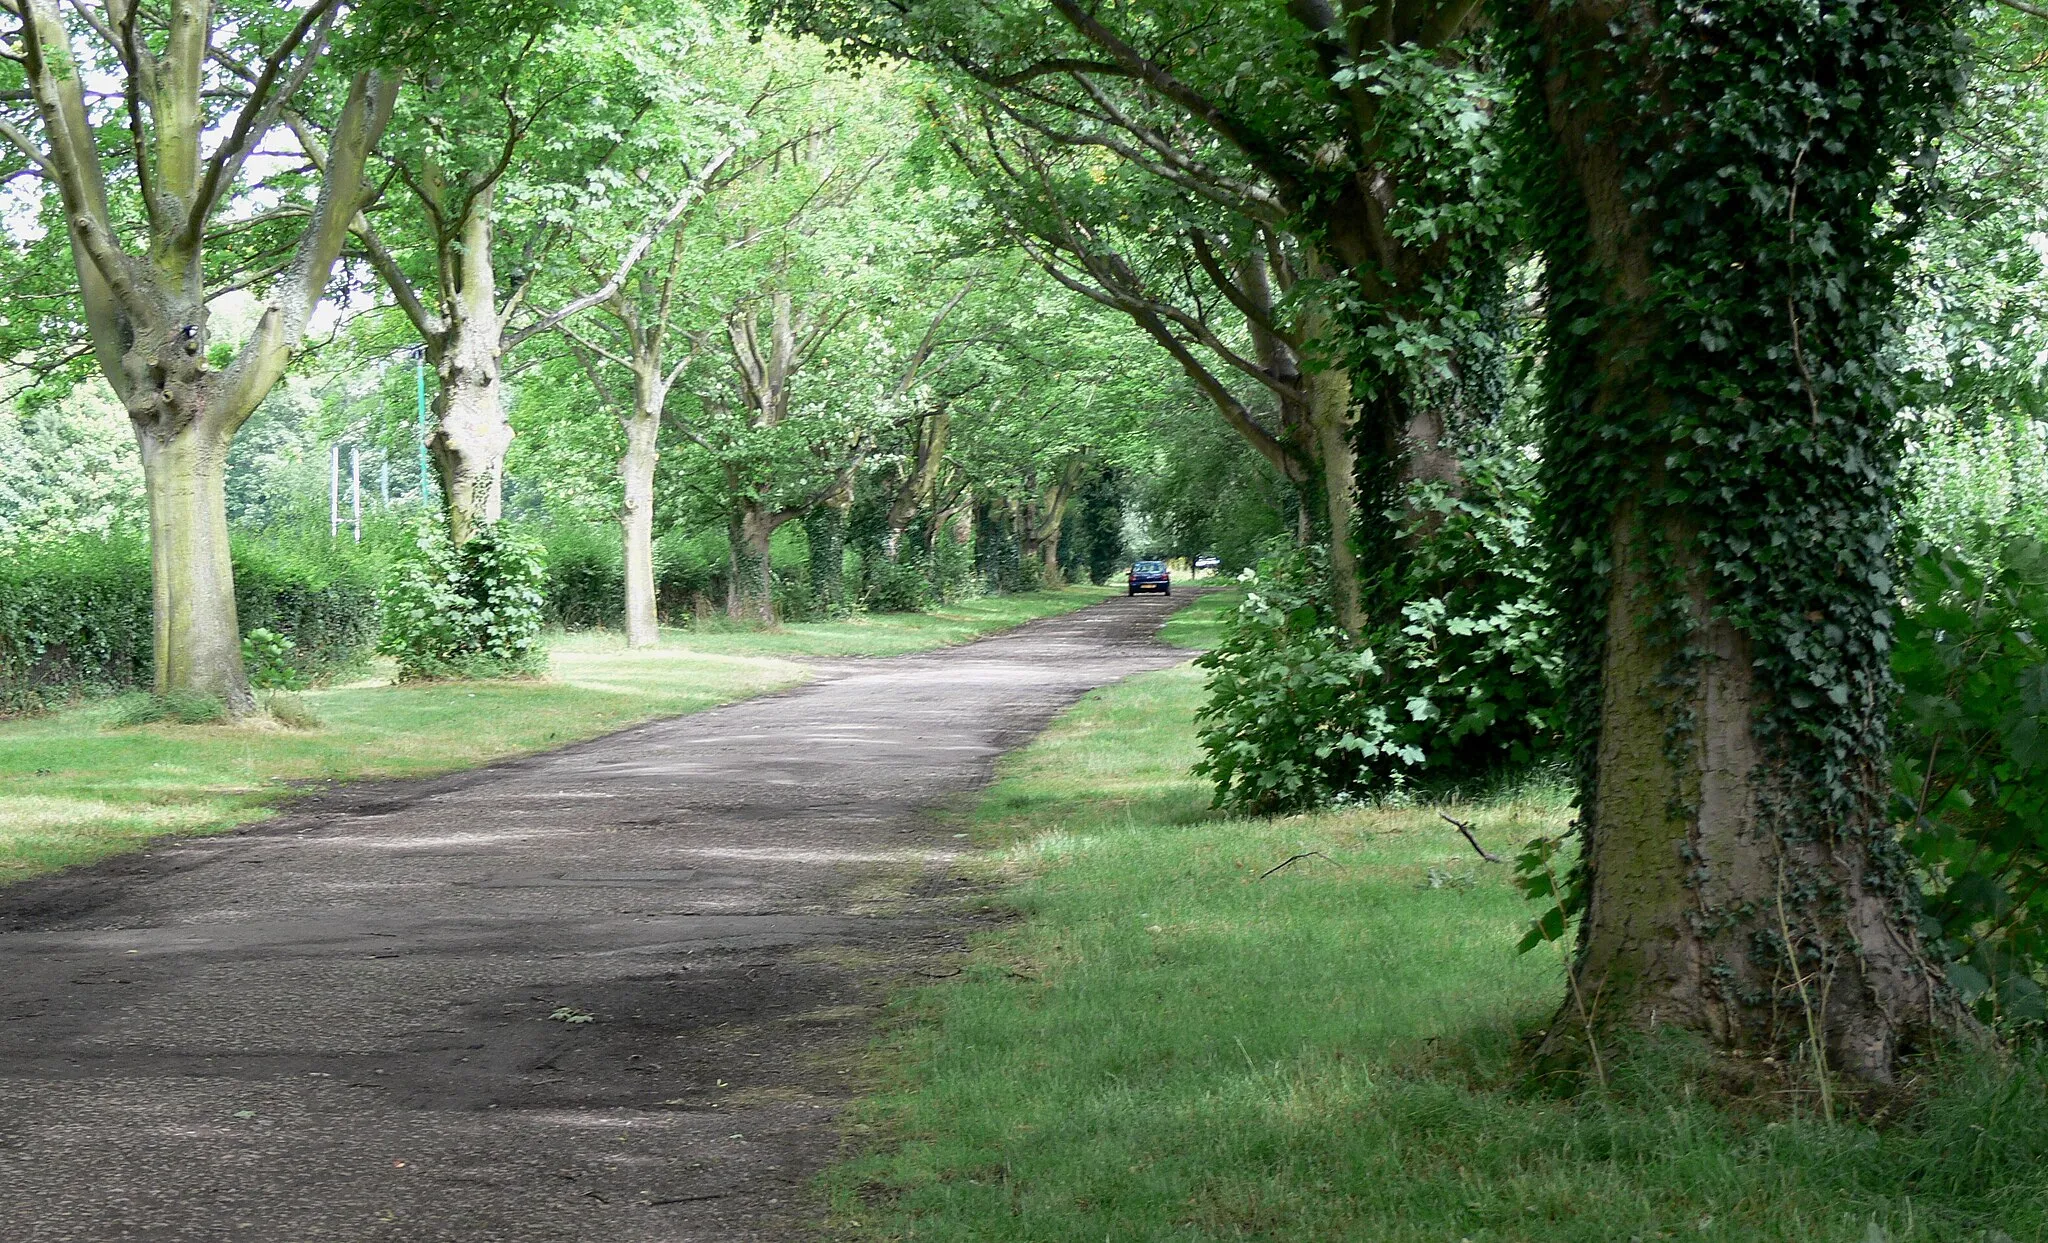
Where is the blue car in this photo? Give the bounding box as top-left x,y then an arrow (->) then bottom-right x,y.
1127,560 -> 1171,596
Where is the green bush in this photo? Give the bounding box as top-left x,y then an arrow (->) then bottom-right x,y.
1194,460 -> 1565,812
860,552 -> 935,614
1192,549 -> 1395,811
1892,531 -> 2048,1033
231,531 -> 382,679
929,531 -> 979,602
539,522 -> 624,629
0,530 -> 379,712
0,532 -> 152,711
654,529 -> 721,622
378,521 -> 547,680
241,628 -> 306,690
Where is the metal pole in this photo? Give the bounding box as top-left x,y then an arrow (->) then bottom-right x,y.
329,442 -> 340,538
380,451 -> 390,508
415,348 -> 431,504
351,445 -> 362,543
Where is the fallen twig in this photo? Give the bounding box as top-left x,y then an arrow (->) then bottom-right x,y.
913,968 -> 962,979
1441,813 -> 1504,863
1259,851 -> 1339,879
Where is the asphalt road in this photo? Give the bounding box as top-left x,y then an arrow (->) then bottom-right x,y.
0,594 -> 1190,1242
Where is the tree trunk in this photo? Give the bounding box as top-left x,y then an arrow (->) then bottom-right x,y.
885,405 -> 952,561
618,411 -> 660,649
726,505 -> 777,624
1555,505 -> 1945,1082
429,188 -> 513,545
1306,366 -> 1364,637
1038,529 -> 1064,588
803,506 -> 848,618
19,13 -> 393,714
430,327 -> 512,545
1527,0 -> 1958,1081
1017,499 -> 1066,589
138,421 -> 252,713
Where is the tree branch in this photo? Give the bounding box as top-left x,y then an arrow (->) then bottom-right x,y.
507,144 -> 738,348
185,0 -> 340,251
213,70 -> 397,430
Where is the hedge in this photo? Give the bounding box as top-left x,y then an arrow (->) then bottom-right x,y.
0,530 -> 381,712
537,522 -> 732,629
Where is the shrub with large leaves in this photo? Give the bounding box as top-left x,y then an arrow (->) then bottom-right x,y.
1194,459 -> 1566,812
1893,532 -> 2048,1032
1193,549 -> 1398,812
380,522 -> 547,681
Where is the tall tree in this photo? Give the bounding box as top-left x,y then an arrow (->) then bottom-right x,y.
771,0 -> 1510,628
0,0 -> 394,709
1515,0 -> 1966,1079
646,73 -> 974,622
534,32 -> 829,646
944,286 -> 1170,586
348,5 -> 684,542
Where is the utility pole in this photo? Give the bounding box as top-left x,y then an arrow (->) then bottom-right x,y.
351,444 -> 362,543
414,347 -> 432,505
329,442 -> 340,538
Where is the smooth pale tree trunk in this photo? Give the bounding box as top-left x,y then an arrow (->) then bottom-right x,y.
1529,0 -> 1950,1081
138,420 -> 250,711
618,411 -> 661,649
726,505 -> 778,624
17,5 -> 394,711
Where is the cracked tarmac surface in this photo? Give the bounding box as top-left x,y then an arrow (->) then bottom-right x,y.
0,595 -> 1190,1242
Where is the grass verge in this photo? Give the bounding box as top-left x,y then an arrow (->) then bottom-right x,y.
828,662 -> 2048,1242
1155,585 -> 1239,650
0,587 -> 1111,882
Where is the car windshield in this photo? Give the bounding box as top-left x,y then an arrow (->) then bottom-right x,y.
1134,561 -> 1166,573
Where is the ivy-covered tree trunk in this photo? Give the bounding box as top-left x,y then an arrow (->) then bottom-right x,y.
1521,0 -> 1963,1081
618,408 -> 661,649
726,505 -> 778,624
804,505 -> 849,618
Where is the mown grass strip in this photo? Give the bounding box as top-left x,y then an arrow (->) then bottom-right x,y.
0,587 -> 1112,881
1155,585 -> 1237,651
829,662 -> 2048,1243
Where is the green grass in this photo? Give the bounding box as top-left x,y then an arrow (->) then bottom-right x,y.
0,587 -> 1112,882
1156,585 -> 1240,650
828,663 -> 2048,1243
